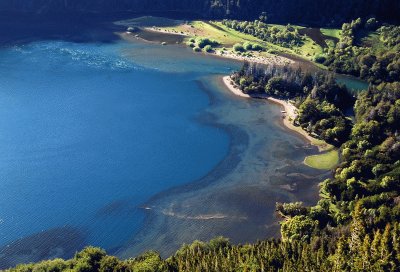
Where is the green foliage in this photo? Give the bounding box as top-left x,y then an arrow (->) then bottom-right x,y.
203,44 -> 213,52
222,19 -> 304,48
186,41 -> 195,47
233,43 -> 245,52
195,37 -> 220,48
314,54 -> 327,63
325,18 -> 400,84
281,215 -> 318,242
276,202 -> 309,217
232,62 -> 354,145
12,221 -> 400,271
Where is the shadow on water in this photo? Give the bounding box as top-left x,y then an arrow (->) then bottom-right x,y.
0,227 -> 85,269
0,11 -> 198,46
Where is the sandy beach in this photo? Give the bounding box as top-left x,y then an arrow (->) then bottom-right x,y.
222,76 -> 329,151
216,50 -> 293,66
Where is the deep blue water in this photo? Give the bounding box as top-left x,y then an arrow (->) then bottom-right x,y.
0,40 -> 240,264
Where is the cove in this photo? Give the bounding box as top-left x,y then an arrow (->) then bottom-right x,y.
0,32 -> 331,267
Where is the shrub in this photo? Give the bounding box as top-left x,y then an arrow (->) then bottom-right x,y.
196,38 -> 220,48
193,47 -> 201,52
233,43 -> 245,52
252,44 -> 263,51
243,42 -> 253,50
315,54 -> 327,63
203,45 -> 213,52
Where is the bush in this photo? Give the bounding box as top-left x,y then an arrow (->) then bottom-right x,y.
233,43 -> 245,52
243,42 -> 253,50
281,215 -> 318,242
315,54 -> 327,64
252,44 -> 264,51
196,37 -> 220,48
203,45 -> 213,52
193,47 -> 201,52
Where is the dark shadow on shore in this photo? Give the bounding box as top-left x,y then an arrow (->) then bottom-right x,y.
0,226 -> 86,269
0,11 -> 200,46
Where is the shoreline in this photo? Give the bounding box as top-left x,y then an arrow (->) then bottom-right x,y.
118,75 -> 327,259
222,76 -> 331,152
210,50 -> 293,67
122,26 -> 294,67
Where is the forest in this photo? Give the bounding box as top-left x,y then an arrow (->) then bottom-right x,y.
0,0 -> 399,26
231,63 -> 354,146
324,18 -> 400,84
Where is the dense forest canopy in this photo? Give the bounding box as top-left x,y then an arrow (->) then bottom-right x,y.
0,0 -> 399,25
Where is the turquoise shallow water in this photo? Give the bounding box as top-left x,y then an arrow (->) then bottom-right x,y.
0,40 -> 242,267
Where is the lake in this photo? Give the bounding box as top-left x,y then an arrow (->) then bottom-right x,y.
0,29 -> 335,267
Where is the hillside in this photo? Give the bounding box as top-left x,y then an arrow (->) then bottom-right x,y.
0,0 -> 399,26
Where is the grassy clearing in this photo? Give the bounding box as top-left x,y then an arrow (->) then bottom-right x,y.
304,149 -> 339,170
156,20 -> 339,65
297,38 -> 324,60
321,28 -> 341,39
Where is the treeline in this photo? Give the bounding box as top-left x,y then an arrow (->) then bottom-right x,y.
0,0 -> 399,25
323,18 -> 400,84
319,82 -> 400,225
227,53 -> 400,269
232,61 -> 400,226
231,63 -> 354,146
221,19 -> 303,48
7,221 -> 400,272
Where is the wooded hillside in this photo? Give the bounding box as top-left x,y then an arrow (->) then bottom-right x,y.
0,0 -> 399,26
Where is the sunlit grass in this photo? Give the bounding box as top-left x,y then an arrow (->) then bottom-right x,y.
321,28 -> 341,39
304,149 -> 339,170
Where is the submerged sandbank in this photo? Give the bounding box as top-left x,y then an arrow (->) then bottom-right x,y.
117,75 -> 330,259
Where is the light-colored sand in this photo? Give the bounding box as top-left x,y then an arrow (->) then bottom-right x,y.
144,27 -> 189,36
217,50 -> 293,66
222,76 -> 329,151
222,76 -> 251,98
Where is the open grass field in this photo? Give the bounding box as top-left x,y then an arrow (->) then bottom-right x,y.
130,17 -> 345,66
158,20 -> 335,62
304,149 -> 339,170
320,28 -> 342,40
